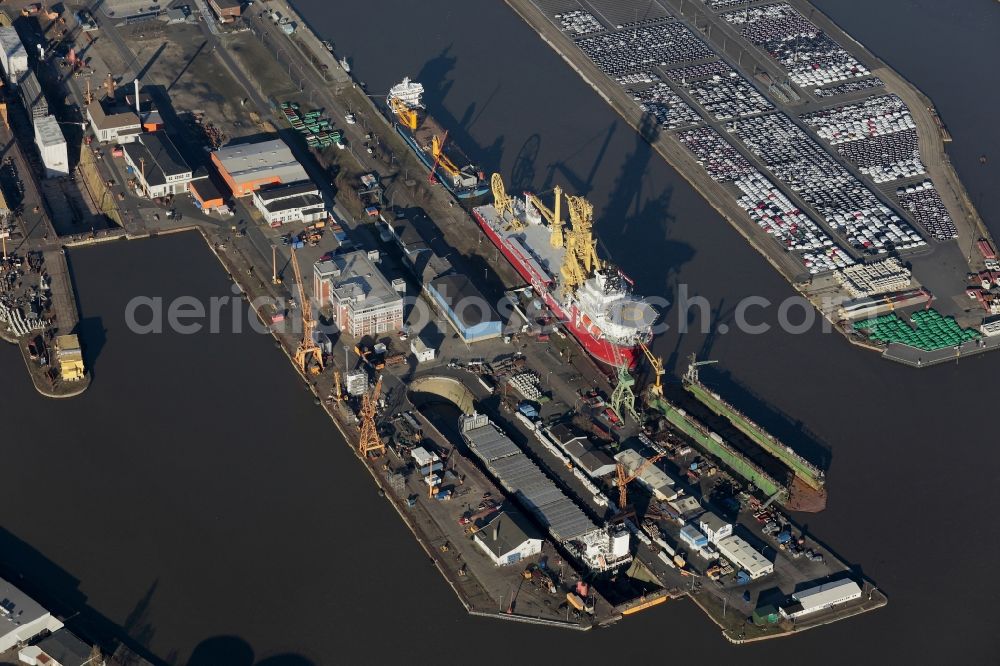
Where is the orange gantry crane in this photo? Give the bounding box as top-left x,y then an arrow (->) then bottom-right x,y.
289,247 -> 323,375
358,374 -> 385,457
616,452 -> 666,509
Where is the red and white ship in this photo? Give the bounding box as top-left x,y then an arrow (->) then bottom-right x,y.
472,175 -> 656,367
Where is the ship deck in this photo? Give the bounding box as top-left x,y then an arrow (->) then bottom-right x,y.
414,113 -> 477,168
475,203 -> 566,279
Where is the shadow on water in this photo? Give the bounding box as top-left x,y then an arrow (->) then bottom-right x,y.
541,122 -> 617,197
64,252 -> 106,375
599,112 -> 694,295
510,133 -> 540,192
415,46 -> 506,171
694,364 -> 833,472
0,528 -> 161,664
187,636 -> 315,666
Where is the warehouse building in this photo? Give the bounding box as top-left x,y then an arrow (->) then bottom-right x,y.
55,334 -> 85,382
780,579 -> 862,620
0,26 -> 28,79
122,132 -> 194,198
427,274 -> 502,343
189,170 -> 226,210
252,180 -> 326,226
209,0 -> 243,22
211,137 -> 308,197
0,576 -> 65,652
679,524 -> 708,550
546,423 -> 616,478
18,628 -> 98,666
698,511 -> 733,545
86,98 -> 142,143
474,511 -> 543,566
614,449 -> 680,501
18,70 -> 48,120
717,535 -> 773,579
33,115 -> 68,178
313,252 -> 403,337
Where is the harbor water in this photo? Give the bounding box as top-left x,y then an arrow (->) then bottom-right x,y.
0,1 -> 998,663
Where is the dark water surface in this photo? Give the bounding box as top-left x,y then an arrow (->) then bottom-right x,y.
1,1 -> 998,663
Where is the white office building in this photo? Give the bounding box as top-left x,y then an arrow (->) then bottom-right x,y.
780,579 -> 863,620
717,535 -> 773,579
698,511 -> 733,545
33,115 -> 68,178
0,576 -> 65,652
252,180 -> 326,226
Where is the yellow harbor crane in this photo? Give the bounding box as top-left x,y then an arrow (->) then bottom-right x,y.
290,247 -> 323,375
639,341 -> 665,397
615,452 -> 666,509
388,96 -> 419,131
358,374 -> 385,457
524,185 -> 564,247
492,173 -> 523,231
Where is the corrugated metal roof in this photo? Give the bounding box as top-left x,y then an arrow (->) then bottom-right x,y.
462,418 -> 597,542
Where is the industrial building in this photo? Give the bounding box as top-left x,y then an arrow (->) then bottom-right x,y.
86,98 -> 142,143
459,413 -> 629,572
252,180 -> 326,226
546,424 -> 616,477
125,89 -> 164,132
122,132 -> 194,198
17,70 -> 48,119
780,579 -> 862,620
474,511 -> 543,566
18,628 -> 98,666
717,534 -> 773,579
679,524 -> 708,550
211,137 -> 308,197
55,334 -> 85,381
614,449 -> 680,501
313,252 -> 404,337
0,576 -> 65,652
33,115 -> 68,178
426,274 -> 502,343
0,26 -> 28,79
209,0 -> 243,22
698,511 -> 733,545
410,337 -> 435,363
189,171 -> 226,210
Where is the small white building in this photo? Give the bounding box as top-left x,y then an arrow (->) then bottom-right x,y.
411,446 -> 442,475
34,115 -> 68,178
252,180 -> 326,226
410,337 -> 435,363
86,99 -> 142,144
0,26 -> 28,79
0,576 -> 65,652
780,579 -> 862,620
717,535 -> 773,579
474,511 -> 543,566
698,511 -> 733,545
122,132 -> 193,197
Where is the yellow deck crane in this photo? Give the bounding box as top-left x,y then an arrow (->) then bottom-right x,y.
615,451 -> 666,510
524,184 -> 564,247
639,341 -> 665,398
358,374 -> 385,457
289,247 -> 323,375
388,96 -> 419,131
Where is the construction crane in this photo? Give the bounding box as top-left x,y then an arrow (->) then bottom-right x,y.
271,245 -> 282,284
639,341 -> 665,397
358,375 -> 385,457
525,185 -> 564,248
609,344 -> 639,424
429,131 -> 462,184
615,451 -> 666,509
684,353 -> 718,385
289,247 -> 323,375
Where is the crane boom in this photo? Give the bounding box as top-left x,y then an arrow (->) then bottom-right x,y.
290,247 -> 324,375
639,341 -> 665,397
524,185 -> 564,248
358,374 -> 385,456
616,452 -> 666,509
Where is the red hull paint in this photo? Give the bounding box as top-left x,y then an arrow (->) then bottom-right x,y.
473,209 -> 638,368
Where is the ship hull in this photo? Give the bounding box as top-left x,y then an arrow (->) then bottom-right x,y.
395,125 -> 489,200
472,208 -> 637,368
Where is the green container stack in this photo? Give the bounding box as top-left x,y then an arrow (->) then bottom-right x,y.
854,309 -> 981,351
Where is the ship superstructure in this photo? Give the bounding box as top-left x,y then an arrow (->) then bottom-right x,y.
387,77 -> 489,199
473,174 -> 656,367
